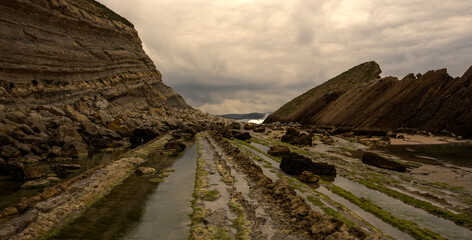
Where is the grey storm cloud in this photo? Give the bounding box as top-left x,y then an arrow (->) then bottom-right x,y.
98,0 -> 472,115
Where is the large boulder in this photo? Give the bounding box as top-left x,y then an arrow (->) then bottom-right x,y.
361,152 -> 406,172
234,132 -> 251,141
280,153 -> 336,176
268,145 -> 291,156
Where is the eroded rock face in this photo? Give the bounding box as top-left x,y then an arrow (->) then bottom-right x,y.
266,61 -> 472,138
362,152 -> 406,172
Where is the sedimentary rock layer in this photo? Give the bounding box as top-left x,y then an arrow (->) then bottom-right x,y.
265,61 -> 472,138
0,0 -> 188,109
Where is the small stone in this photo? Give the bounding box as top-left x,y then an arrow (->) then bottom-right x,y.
46,177 -> 60,182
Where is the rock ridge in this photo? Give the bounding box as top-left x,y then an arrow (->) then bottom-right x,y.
265,62 -> 472,138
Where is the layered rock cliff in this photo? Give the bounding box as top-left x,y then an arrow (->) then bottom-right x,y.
0,0 -> 205,179
0,0 -> 188,109
265,61 -> 472,138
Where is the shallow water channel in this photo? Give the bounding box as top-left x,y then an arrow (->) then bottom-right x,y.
51,144 -> 196,240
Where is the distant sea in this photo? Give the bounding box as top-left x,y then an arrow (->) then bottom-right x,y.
220,112 -> 270,124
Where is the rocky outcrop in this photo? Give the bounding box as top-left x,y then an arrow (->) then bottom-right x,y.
265,61 -> 472,138
0,0 -> 189,109
0,0 -> 209,179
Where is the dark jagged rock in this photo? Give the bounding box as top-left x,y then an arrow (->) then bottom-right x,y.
266,61 -> 472,138
280,153 -> 336,176
234,132 -> 251,141
361,152 -> 406,172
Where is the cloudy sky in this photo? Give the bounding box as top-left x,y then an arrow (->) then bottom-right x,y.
99,0 -> 472,115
